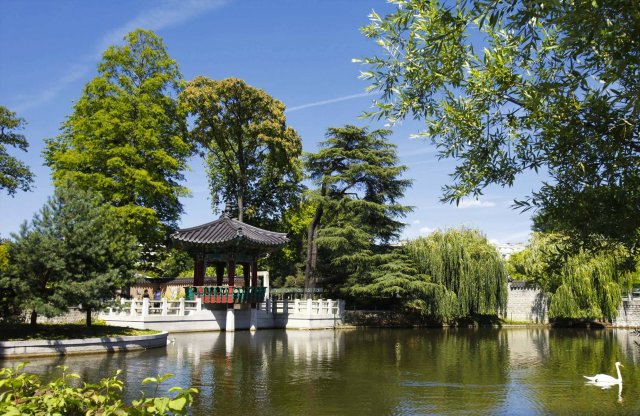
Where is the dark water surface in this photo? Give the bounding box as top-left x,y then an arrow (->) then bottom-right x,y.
2,328 -> 640,415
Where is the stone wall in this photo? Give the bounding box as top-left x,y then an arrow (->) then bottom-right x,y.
505,282 -> 548,324
613,298 -> 640,328
506,282 -> 640,327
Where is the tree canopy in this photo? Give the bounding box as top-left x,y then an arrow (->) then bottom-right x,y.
44,29 -> 191,249
180,76 -> 302,225
509,232 -> 635,320
0,105 -> 33,196
2,182 -> 139,327
358,0 -> 640,249
303,125 -> 412,292
355,228 -> 507,322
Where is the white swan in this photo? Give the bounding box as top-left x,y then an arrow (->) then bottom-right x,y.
583,362 -> 623,384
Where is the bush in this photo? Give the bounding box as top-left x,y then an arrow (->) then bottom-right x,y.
0,363 -> 198,415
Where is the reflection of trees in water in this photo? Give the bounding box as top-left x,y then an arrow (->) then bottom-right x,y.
527,329 -> 640,415
185,328 -> 509,415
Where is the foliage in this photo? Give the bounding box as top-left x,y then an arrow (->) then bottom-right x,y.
0,105 -> 33,196
358,0 -> 640,248
2,181 -> 139,326
0,240 -> 21,322
44,29 -> 191,251
514,232 -> 635,320
358,228 -> 507,322
180,76 -> 303,224
303,125 -> 412,292
138,249 -> 193,278
0,363 -> 197,415
505,249 -> 530,281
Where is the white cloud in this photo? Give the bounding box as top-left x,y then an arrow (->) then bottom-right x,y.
97,0 -> 227,54
419,226 -> 437,235
286,92 -> 371,113
412,220 -> 421,224
13,0 -> 228,113
456,199 -> 496,209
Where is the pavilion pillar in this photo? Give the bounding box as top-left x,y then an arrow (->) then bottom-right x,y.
227,259 -> 235,287
243,263 -> 250,288
193,255 -> 205,286
251,260 -> 258,287
216,262 -> 225,286
251,260 -> 259,308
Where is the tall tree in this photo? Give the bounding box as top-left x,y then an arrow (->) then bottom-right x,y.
304,125 -> 412,292
45,29 -> 191,250
358,0 -> 640,248
2,182 -> 139,327
180,76 -> 302,224
0,105 -> 33,196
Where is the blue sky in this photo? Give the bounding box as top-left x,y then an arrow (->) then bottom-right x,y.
0,0 -> 538,244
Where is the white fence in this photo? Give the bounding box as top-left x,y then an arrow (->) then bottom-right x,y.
260,298 -> 345,317
106,297 -> 344,318
106,298 -> 202,317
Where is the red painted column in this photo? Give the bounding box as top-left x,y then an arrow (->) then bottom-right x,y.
251,260 -> 259,308
243,263 -> 250,288
194,255 -> 205,286
251,260 -> 258,287
227,259 -> 235,287
216,262 -> 225,286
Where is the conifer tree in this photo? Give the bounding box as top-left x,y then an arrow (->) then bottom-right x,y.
304,125 -> 412,293
44,29 -> 191,252
3,182 -> 139,327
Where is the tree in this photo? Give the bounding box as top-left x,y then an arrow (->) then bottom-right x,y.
180,76 -> 303,224
304,125 -> 412,293
357,228 -> 507,321
2,182 -> 139,327
44,29 -> 191,251
0,105 -> 33,196
512,232 -> 635,321
358,0 -> 640,248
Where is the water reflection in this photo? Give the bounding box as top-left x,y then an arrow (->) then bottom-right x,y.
2,328 -> 639,415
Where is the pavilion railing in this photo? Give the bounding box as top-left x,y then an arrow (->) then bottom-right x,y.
106,297 -> 202,317
185,286 -> 267,304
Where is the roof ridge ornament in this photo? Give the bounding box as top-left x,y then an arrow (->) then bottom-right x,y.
222,200 -> 233,219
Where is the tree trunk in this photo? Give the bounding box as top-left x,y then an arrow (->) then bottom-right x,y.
30,310 -> 37,328
237,192 -> 244,222
304,204 -> 323,298
86,306 -> 92,328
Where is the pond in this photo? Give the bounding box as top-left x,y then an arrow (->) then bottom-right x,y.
2,328 -> 639,415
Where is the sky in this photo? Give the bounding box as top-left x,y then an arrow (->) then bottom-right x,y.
0,0 -> 540,244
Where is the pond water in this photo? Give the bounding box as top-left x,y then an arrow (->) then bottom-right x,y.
2,328 -> 640,415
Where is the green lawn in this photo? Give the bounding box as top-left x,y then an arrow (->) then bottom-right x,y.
0,322 -> 160,341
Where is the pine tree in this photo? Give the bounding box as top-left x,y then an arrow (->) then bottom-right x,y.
3,182 -> 139,327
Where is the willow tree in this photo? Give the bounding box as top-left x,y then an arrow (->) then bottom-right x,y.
179,76 -> 302,225
358,228 -> 506,321
44,30 -> 191,251
304,125 -> 412,293
515,232 -> 634,321
358,0 -> 640,250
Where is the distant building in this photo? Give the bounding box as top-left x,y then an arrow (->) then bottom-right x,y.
492,242 -> 527,260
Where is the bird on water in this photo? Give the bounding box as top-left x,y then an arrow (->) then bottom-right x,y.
583,362 -> 623,385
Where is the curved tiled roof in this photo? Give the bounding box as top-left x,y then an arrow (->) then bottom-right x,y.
171,216 -> 288,248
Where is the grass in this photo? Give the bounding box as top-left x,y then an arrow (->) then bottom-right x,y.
0,321 -> 160,341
